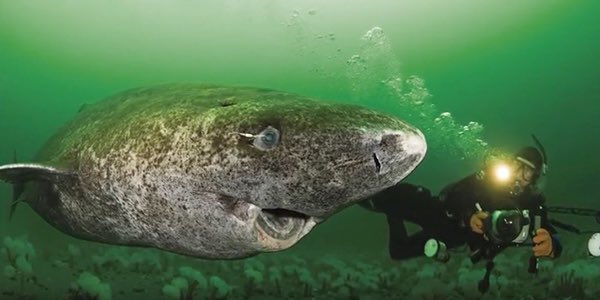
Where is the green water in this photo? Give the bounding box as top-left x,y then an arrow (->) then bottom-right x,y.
0,1 -> 599,299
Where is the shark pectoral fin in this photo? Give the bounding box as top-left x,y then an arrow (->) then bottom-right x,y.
8,182 -> 25,221
0,163 -> 77,220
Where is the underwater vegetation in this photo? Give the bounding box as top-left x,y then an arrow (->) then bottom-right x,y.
0,234 -> 597,300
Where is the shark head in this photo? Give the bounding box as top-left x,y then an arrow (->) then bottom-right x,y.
189,91 -> 427,256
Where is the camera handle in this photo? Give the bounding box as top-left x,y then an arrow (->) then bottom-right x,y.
528,215 -> 542,274
478,260 -> 495,294
472,203 -> 498,294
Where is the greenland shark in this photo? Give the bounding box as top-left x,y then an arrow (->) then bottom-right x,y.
0,84 -> 426,259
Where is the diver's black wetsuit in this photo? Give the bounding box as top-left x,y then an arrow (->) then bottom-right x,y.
363,172 -> 562,260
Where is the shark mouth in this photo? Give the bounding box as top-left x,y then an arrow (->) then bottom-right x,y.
223,195 -> 317,249
256,208 -> 313,241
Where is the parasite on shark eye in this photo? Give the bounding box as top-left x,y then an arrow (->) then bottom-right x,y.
253,126 -> 280,151
236,132 -> 256,138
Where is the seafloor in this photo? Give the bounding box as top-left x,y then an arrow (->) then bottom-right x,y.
0,234 -> 595,300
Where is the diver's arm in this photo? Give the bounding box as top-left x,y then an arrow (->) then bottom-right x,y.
442,175 -> 484,229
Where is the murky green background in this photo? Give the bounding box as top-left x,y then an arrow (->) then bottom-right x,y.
1,1 -> 598,299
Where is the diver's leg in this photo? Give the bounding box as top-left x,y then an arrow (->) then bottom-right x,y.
385,202 -> 437,260
386,215 -> 409,259
385,191 -> 461,260
359,183 -> 443,260
389,229 -> 431,260
356,182 -> 403,213
358,183 -> 431,217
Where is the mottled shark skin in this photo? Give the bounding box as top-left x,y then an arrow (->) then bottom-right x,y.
0,84 -> 427,259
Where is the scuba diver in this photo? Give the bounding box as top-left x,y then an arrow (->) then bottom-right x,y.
360,135 -> 562,268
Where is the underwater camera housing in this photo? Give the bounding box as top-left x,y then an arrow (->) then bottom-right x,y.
483,209 -> 533,245
472,209 -> 543,294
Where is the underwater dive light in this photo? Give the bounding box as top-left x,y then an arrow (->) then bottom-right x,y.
493,163 -> 512,183
588,233 -> 600,257
424,238 -> 449,262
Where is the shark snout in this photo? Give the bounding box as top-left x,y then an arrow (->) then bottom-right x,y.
371,129 -> 427,176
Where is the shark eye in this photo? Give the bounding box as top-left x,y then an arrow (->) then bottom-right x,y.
253,126 -> 280,151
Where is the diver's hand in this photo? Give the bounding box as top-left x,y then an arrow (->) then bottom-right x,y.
469,211 -> 489,234
532,228 -> 554,257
